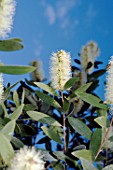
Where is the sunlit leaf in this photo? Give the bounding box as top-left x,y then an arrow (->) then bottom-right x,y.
68,117 -> 92,140
0,132 -> 14,165
9,104 -> 24,120
0,66 -> 36,75
27,111 -> 61,126
75,92 -> 108,109
80,158 -> 97,170
34,82 -> 58,96
94,116 -> 109,127
41,126 -> 62,144
72,149 -> 93,162
1,120 -> 15,141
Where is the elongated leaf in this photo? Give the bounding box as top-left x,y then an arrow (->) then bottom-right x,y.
1,120 -> 15,141
9,104 -> 24,120
80,158 -> 97,170
13,90 -> 20,107
102,165 -> 113,170
90,128 -> 102,159
34,82 -> 58,96
72,150 -> 93,162
36,91 -> 61,109
94,116 -> 108,127
4,82 -> 19,100
27,111 -> 61,126
64,77 -> 79,89
75,82 -> 92,93
68,117 -> 92,140
0,132 -> 14,165
0,38 -> 23,51
41,126 -> 62,144
0,66 -> 36,75
75,92 -> 108,109
53,151 -> 73,162
11,137 -> 24,148
51,162 -> 64,170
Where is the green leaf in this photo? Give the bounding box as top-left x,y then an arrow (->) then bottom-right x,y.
68,117 -> 92,140
4,81 -> 19,100
94,116 -> 109,127
0,66 -> 36,75
90,128 -> 102,159
13,90 -> 20,107
53,151 -> 73,162
11,137 -> 24,148
16,124 -> 36,137
0,38 -> 23,51
62,98 -> 70,112
21,88 -> 25,104
9,104 -> 24,120
41,126 -> 62,144
75,82 -> 92,93
27,111 -> 61,126
75,92 -> 108,109
64,77 -> 79,89
1,120 -> 15,141
0,132 -> 14,165
51,162 -> 65,170
36,91 -> 61,109
24,104 -> 36,111
72,150 -> 93,162
34,82 -> 58,96
102,165 -> 113,170
80,158 -> 97,170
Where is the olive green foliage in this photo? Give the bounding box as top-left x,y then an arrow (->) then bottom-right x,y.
0,39 -> 112,170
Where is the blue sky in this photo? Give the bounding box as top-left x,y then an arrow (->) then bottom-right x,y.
0,0 -> 113,99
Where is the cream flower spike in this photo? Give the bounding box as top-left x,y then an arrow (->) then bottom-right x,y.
105,56 -> 113,109
50,50 -> 72,91
0,0 -> 16,38
80,41 -> 100,72
8,146 -> 45,170
0,73 -> 4,103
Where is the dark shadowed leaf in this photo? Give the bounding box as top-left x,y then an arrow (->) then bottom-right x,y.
90,128 -> 102,159
11,137 -> 24,148
0,38 -> 23,51
64,77 -> 79,89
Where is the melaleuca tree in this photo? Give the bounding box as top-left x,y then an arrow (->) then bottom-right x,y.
0,1 -> 113,170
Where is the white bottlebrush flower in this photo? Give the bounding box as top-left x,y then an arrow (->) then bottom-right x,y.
80,41 -> 100,72
0,73 -> 4,103
50,50 -> 72,90
0,0 -> 16,38
105,56 -> 113,109
8,146 -> 45,170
